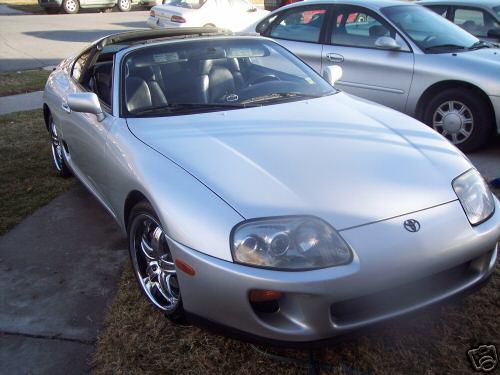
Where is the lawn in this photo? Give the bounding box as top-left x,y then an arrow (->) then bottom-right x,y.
92,192 -> 499,374
0,110 -> 74,235
0,0 -> 42,13
0,69 -> 51,97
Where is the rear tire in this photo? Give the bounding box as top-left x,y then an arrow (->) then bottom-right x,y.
423,88 -> 493,152
61,0 -> 79,13
117,0 -> 131,12
127,201 -> 185,322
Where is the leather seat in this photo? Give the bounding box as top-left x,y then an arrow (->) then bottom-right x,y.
198,58 -> 245,103
125,66 -> 168,113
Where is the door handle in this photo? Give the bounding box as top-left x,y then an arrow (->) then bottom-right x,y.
61,102 -> 71,114
326,53 -> 344,63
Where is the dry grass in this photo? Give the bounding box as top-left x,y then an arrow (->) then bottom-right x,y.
0,0 -> 43,13
0,110 -> 74,235
0,69 -> 50,97
93,193 -> 499,375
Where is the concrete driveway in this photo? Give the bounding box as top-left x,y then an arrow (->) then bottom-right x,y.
0,10 -> 149,72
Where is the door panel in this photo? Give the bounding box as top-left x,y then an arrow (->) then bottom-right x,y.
322,6 -> 414,112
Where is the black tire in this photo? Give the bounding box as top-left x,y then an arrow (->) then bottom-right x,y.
127,201 -> 185,322
116,0 -> 132,12
44,7 -> 60,14
61,0 -> 79,13
423,88 -> 493,152
48,114 -> 72,178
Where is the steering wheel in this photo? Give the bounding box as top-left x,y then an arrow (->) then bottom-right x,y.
423,35 -> 437,44
250,74 -> 281,85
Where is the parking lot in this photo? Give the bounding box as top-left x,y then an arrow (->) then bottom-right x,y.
0,2 -> 499,375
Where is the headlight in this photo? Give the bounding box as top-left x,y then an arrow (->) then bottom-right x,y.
453,169 -> 495,225
231,216 -> 353,270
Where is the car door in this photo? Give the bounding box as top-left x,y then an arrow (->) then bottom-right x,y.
264,4 -> 331,72
321,5 -> 414,113
450,6 -> 500,41
61,47 -> 114,205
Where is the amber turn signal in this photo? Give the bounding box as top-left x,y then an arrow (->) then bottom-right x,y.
175,259 -> 196,276
249,290 -> 283,303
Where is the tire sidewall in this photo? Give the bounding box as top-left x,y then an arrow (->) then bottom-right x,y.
117,0 -> 131,12
423,89 -> 492,152
127,201 -> 185,320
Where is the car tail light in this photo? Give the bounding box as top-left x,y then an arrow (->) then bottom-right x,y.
171,15 -> 186,23
149,9 -> 155,17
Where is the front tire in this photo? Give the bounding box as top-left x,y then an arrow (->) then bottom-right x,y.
49,115 -> 72,178
117,0 -> 132,12
127,201 -> 185,322
423,88 -> 493,152
61,0 -> 79,13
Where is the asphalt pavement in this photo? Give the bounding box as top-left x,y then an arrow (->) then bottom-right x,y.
0,10 -> 149,72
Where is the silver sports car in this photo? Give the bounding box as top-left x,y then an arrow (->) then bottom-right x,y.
43,28 -> 500,344
252,0 -> 500,152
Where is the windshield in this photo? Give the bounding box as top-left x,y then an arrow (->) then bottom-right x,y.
121,38 -> 336,118
164,0 -> 206,9
382,5 -> 479,52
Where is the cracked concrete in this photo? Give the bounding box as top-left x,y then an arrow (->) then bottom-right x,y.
0,184 -> 127,374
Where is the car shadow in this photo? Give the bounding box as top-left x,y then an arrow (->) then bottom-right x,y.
24,29 -> 128,42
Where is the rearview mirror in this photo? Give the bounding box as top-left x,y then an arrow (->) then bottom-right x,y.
487,28 -> 500,39
67,92 -> 105,122
322,65 -> 343,86
375,36 -> 402,50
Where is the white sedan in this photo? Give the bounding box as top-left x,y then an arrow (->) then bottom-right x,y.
148,0 -> 268,31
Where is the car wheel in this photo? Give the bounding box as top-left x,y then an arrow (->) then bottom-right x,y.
424,89 -> 493,152
117,0 -> 131,12
61,0 -> 79,13
49,115 -> 72,177
44,7 -> 60,14
128,201 -> 185,321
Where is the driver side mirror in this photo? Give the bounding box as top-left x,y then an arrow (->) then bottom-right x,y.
487,28 -> 500,39
375,36 -> 402,50
323,65 -> 343,86
67,92 -> 105,122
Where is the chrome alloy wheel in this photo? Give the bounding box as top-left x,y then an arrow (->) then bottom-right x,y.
119,0 -> 131,10
432,100 -> 474,145
64,0 -> 77,12
131,215 -> 180,312
50,120 -> 64,172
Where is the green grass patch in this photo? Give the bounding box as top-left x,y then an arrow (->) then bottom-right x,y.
0,110 -> 74,235
0,69 -> 51,97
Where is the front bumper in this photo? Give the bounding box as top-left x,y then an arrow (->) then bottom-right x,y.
169,199 -> 500,343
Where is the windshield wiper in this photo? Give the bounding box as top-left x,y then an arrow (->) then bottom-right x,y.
424,44 -> 466,52
240,92 -> 321,104
130,102 -> 255,116
469,40 -> 492,50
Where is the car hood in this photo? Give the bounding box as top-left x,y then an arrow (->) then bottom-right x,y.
127,93 -> 472,230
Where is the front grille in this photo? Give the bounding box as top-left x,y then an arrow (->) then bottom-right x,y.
330,255 -> 487,326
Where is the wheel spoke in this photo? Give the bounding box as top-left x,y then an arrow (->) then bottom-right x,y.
451,133 -> 458,143
140,235 -> 155,259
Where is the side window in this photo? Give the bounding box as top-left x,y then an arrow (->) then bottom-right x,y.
72,49 -> 92,82
427,5 -> 448,17
269,6 -> 328,43
331,8 -> 394,48
453,7 -> 497,36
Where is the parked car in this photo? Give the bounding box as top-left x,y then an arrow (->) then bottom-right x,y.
252,0 -> 500,152
38,0 -> 158,14
43,28 -> 500,344
418,0 -> 500,43
264,0 -> 300,12
147,0 -> 268,31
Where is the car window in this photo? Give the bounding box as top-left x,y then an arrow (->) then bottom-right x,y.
164,0 -> 206,9
331,8 -> 394,48
269,6 -> 328,43
427,5 -> 448,17
72,49 -> 92,82
452,7 -> 499,37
